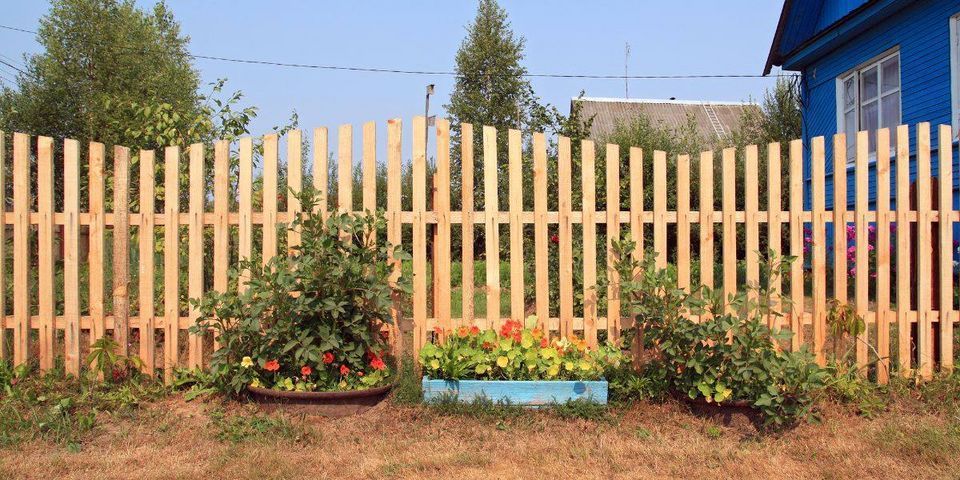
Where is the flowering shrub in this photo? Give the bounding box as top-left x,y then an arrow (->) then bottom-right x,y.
190,187 -> 410,394
419,318 -> 626,381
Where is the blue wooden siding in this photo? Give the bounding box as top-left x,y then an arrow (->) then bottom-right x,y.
816,0 -> 870,31
796,0 -> 960,211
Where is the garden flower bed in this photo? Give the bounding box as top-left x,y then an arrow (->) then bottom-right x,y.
419,319 -> 624,406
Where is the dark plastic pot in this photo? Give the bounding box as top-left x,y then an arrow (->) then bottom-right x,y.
247,384 -> 393,417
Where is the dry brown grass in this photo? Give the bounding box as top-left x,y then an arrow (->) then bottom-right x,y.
0,395 -> 958,480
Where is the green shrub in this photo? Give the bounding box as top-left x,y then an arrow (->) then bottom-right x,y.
190,187 -> 410,394
610,238 -> 827,427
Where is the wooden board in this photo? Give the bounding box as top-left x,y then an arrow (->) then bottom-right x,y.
605,143 -> 621,339
789,140 -> 804,350
699,151 -> 714,289
213,141 -> 230,350
915,123 -> 932,379
582,140 -> 597,347
460,124 -> 475,325
558,137 -> 574,337
875,128 -> 891,382
676,154 -> 690,291
88,142 -> 106,346
12,134 -> 29,365
163,146 -> 180,382
37,136 -> 55,370
811,136 -> 827,365
386,119 -> 403,356
288,129 -> 303,248
854,131 -> 869,369
767,143 -> 782,328
722,148 -> 737,309
744,145 -> 759,298
412,117 -> 428,352
653,150 -> 667,269
833,134 -> 848,306
362,122 -> 376,242
508,129 -> 524,322
533,133 -> 549,330
313,127 -> 329,218
629,147 -> 644,261
139,149 -> 156,375
435,119 -> 452,332
63,139 -> 80,376
937,124 -> 954,373
262,134 -> 279,263
338,125 -> 352,216
188,143 -> 204,368
112,146 -> 131,356
238,138 -> 253,290
483,126 -> 500,328
895,125 -> 912,375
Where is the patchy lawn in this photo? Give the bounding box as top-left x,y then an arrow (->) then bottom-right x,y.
1,393 -> 958,480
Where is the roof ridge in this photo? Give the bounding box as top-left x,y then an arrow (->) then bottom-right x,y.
573,96 -> 756,106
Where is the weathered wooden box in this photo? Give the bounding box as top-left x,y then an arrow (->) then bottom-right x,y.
421,378 -> 608,406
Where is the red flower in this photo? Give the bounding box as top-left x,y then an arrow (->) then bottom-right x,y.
357,371 -> 364,377
301,365 -> 312,376
370,356 -> 386,371
550,234 -> 559,244
340,364 -> 350,376
322,352 -> 334,364
499,319 -> 522,339
481,341 -> 494,351
264,360 -> 280,372
540,337 -> 548,348
469,325 -> 480,336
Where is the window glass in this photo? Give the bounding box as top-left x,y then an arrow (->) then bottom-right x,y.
862,101 -> 879,152
861,66 -> 878,100
844,77 -> 856,110
881,57 -> 899,92
881,93 -> 900,129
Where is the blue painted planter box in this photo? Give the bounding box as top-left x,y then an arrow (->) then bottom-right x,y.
421,377 -> 608,406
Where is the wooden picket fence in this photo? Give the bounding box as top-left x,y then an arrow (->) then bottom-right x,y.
0,118 -> 956,384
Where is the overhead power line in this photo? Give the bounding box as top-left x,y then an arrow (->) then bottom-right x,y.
0,23 -> 795,80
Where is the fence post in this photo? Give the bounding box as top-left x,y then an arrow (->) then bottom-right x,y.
699,151 -> 714,291
937,124 -> 954,373
436,120 -> 452,332
89,142 -> 106,349
163,146 -> 180,382
508,129 -> 523,324
461,124 -> 476,327
895,125 -> 912,376
289,129 -> 303,248
386,119 -> 403,358
37,136 -> 54,371
482,125 -> 500,330
606,143 -> 621,339
63,139 -> 80,376
263,134 -> 279,262
811,136 -> 827,365
721,148 -> 736,309
112,146 -> 131,358
533,133 -> 549,332
916,123 -> 933,379
677,154 -> 690,291
875,128 -> 892,383
139,150 -> 156,375
745,145 -> 759,298
582,140 -> 598,347
767,143 -> 782,329
188,143 -> 204,369
855,131 -> 870,369
653,150 -> 667,270
789,140 -> 804,350
412,117 -> 428,353
833,134 -> 849,309
212,141 -> 230,350
238,138 -> 253,290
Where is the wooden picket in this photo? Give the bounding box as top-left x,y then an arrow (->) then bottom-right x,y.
1,119 -> 956,384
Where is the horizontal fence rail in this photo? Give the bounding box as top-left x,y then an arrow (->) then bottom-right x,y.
0,119 -> 956,384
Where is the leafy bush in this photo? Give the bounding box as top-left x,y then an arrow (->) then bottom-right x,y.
419,318 -> 626,381
191,187 -> 410,394
611,237 -> 827,426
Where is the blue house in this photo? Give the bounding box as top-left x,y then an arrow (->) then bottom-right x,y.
765,0 -> 960,210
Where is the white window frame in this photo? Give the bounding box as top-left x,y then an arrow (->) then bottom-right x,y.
835,49 -> 901,165
951,13 -> 960,133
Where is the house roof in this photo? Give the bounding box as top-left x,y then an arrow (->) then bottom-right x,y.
764,0 -> 877,75
571,97 -> 758,143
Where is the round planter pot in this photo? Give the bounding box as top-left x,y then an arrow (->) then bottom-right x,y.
247,384 -> 393,417
675,393 -> 763,429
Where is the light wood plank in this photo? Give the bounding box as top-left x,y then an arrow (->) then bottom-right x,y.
413,117 -> 428,352
559,137 -> 574,337
653,150 -> 667,269
677,154 -> 691,291
89,142 -> 106,347
534,133 -> 549,331
288,129 -> 303,248
700,151 -> 714,289
895,125 -> 912,376
238,138 -> 253,290
139,149 -> 156,375
163,146 -> 180,381
436,119 -> 452,332
313,127 -> 329,218
37,136 -> 54,370
582,140 -> 598,347
833,134 -> 848,306
483,125 -> 501,328
630,147 -> 644,260
338,124 -> 352,216
188,143 -> 204,369
938,124 -> 954,373
767,143 -> 782,328
854,131 -> 869,369
789,140 -> 804,350
508,129 -> 524,322
722,147 -> 737,309
63,139 -> 80,376
112,146 -> 131,357
606,143 -> 621,339
875,128 -> 891,382
745,145 -> 759,298
460,124 -> 476,325
362,122 -> 376,243
916,123 -> 933,379
811,136 -> 827,365
0,133 -> 5,361
213,141 -> 230,350
12,134 -> 29,365
386,119 -> 403,356
262,133 -> 279,263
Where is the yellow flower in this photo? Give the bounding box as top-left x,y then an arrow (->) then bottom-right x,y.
240,356 -> 254,368
497,356 -> 509,368
249,378 -> 263,388
579,361 -> 591,371
429,359 -> 441,370
564,361 -> 575,371
547,364 -> 560,377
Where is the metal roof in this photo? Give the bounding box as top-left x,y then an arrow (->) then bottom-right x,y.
572,97 -> 758,143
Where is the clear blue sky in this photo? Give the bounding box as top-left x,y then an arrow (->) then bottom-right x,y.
1,0 -> 785,137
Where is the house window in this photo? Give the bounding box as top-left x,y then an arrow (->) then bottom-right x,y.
837,51 -> 900,163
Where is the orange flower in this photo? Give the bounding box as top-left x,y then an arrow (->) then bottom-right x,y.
301,365 -> 312,376
264,360 -> 280,372
531,327 -> 543,340
540,337 -> 548,348
322,352 -> 334,364
469,325 -> 480,336
457,326 -> 469,338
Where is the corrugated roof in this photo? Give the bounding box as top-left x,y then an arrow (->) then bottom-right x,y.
572,97 -> 758,144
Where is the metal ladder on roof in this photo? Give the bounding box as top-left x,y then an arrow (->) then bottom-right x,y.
702,103 -> 727,138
